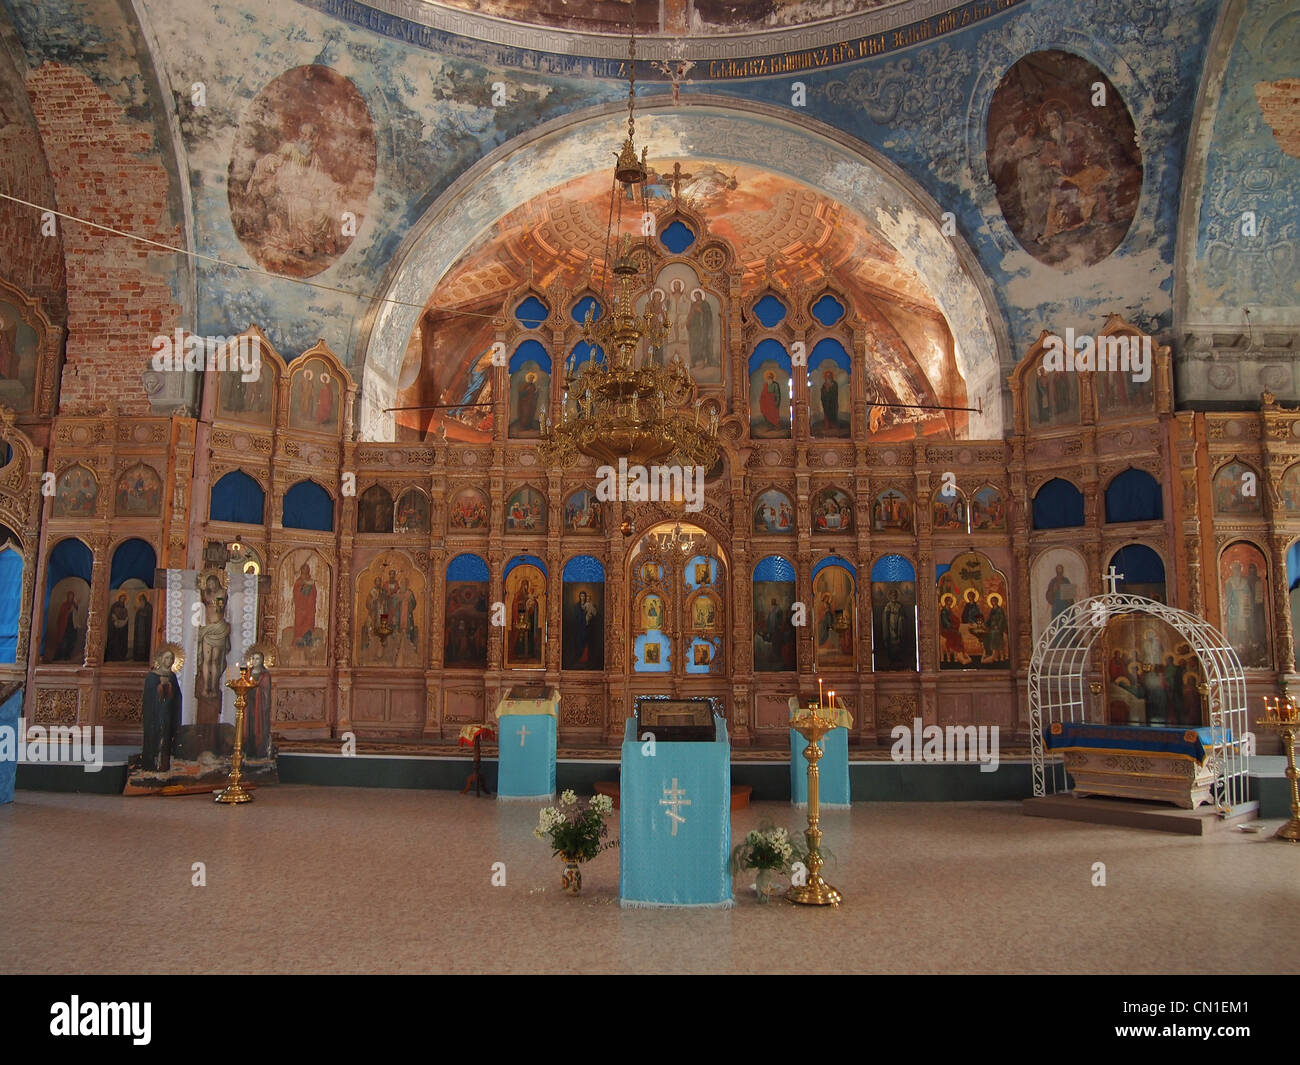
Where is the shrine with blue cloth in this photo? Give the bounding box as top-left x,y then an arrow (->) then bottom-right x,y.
1046,721 -> 1238,809
494,685 -> 559,801
619,698 -> 732,908
788,696 -> 851,808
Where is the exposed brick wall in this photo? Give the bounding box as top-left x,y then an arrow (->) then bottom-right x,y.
1255,78 -> 1300,160
0,50 -> 64,323
25,61 -> 182,415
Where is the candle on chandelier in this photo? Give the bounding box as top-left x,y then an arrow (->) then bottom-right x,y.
818,676 -> 824,709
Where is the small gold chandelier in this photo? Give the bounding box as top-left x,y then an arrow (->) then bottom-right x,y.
538,31 -> 719,473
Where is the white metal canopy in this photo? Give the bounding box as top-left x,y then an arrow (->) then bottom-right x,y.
1028,593 -> 1250,812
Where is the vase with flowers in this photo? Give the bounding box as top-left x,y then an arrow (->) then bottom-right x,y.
534,789 -> 617,895
730,823 -> 796,903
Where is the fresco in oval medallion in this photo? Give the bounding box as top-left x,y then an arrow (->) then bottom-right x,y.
986,51 -> 1142,268
228,65 -> 377,278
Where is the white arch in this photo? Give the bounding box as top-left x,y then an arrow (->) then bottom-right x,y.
355,96 -> 1010,441
1028,593 -> 1250,813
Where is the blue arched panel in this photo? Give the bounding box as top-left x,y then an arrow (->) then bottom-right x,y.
752,294 -> 787,328
808,337 -> 851,373
447,553 -> 489,582
505,554 -> 547,578
109,539 -> 156,589
660,219 -> 696,253
1032,478 -> 1085,530
514,295 -> 549,329
563,555 -> 605,582
571,295 -> 603,324
871,554 -> 916,583
509,339 -> 551,374
569,341 -> 604,371
283,480 -> 334,531
748,337 -> 791,376
813,556 -> 857,580
210,471 -> 265,525
811,294 -> 845,326
753,555 -> 795,582
1105,468 -> 1163,523
0,546 -> 21,663
1288,541 -> 1300,592
1110,544 -> 1166,585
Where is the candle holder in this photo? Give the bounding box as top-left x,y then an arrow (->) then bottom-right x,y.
1256,695 -> 1300,842
214,663 -> 257,805
374,612 -> 394,648
786,705 -> 843,906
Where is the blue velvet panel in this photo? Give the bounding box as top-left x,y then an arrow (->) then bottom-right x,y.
283,480 -> 334,531
0,549 -> 20,664
871,553 -> 915,583
0,685 -> 19,803
1032,478 -> 1085,529
562,554 -> 604,582
1110,543 -> 1166,585
753,555 -> 794,582
496,714 -> 556,801
620,717 -> 732,908
447,553 -> 489,582
210,471 -> 265,525
109,538 -> 156,589
1105,468 -> 1163,522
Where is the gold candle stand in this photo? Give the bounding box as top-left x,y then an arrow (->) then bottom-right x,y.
1257,696 -> 1300,842
787,705 -> 843,906
214,664 -> 256,805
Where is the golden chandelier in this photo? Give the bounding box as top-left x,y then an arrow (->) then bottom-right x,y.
538,32 -> 719,473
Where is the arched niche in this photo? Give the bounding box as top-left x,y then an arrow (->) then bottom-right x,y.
356,99 -> 1008,440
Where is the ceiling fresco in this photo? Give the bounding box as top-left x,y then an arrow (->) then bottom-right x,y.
395,160 -> 957,442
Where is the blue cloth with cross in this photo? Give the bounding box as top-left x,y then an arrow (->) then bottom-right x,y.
495,714 -> 556,801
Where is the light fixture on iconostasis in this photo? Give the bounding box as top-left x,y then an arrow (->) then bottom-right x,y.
537,25 -> 719,473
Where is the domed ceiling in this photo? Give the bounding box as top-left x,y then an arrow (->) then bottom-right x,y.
395,159 -> 961,442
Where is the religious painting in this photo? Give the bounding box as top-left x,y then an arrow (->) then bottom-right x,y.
357,485 -> 394,533
749,362 -> 790,439
643,642 -> 661,665
691,591 -> 720,631
103,579 -> 152,664
871,577 -> 916,672
394,488 -> 430,533
871,488 -> 912,533
931,486 -> 967,532
505,486 -> 546,532
1219,542 -> 1271,668
634,262 -> 723,384
1212,461 -> 1264,516
226,64 -> 377,278
508,363 -> 548,439
1102,615 -> 1205,727
693,643 -> 712,666
449,488 -> 488,530
810,359 -> 851,438
937,551 -> 1010,670
640,593 -> 665,631
685,555 -> 719,590
812,565 -> 855,669
563,489 -> 602,533
753,581 -> 797,672
52,465 -> 98,518
43,576 -> 90,663
217,345 -> 275,424
562,581 -> 604,671
639,561 -> 662,585
444,577 -> 488,669
354,552 -> 424,668
970,485 -> 1007,531
114,463 -> 162,517
753,488 -> 795,534
812,487 -> 853,534
986,50 -> 1141,268
0,295 -> 41,413
1030,547 -> 1086,643
1281,463 -> 1300,516
694,562 -> 710,586
1092,335 -> 1155,414
504,564 -> 546,668
278,549 -> 329,668
1028,357 -> 1079,429
288,357 -> 341,434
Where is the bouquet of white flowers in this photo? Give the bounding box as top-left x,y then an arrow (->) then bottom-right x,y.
730,822 -> 796,873
534,789 -> 617,862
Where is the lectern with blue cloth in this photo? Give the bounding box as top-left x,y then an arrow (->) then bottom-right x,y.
0,683 -> 19,804
788,696 -> 852,808
620,698 -> 732,908
494,685 -> 559,802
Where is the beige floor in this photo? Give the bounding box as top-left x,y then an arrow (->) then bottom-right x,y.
1,786 -> 1296,974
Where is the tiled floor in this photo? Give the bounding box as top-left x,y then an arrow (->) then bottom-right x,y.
1,786 -> 1296,974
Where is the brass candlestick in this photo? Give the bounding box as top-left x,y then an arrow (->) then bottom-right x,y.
787,705 -> 842,906
1257,696 -> 1300,842
215,663 -> 256,805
